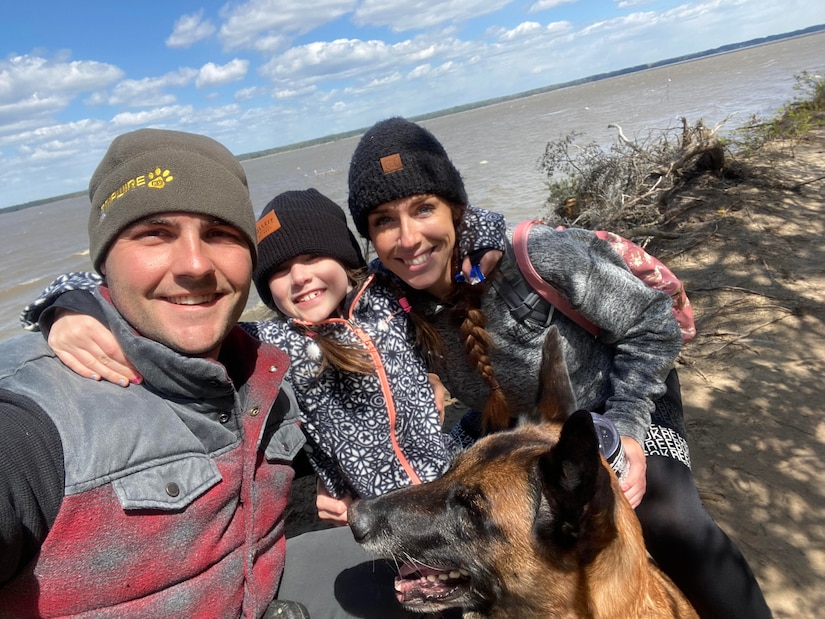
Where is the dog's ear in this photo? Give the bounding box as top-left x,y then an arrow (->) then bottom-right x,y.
533,410 -> 618,565
530,326 -> 577,424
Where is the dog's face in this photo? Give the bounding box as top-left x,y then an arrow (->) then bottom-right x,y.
348,328 -> 621,617
349,416 -> 618,616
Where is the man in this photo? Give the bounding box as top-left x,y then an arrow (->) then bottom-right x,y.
0,129 -> 403,618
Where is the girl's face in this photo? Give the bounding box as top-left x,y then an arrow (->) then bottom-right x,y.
268,255 -> 352,323
367,194 -> 456,299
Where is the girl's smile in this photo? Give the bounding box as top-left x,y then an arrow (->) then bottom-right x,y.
268,255 -> 352,323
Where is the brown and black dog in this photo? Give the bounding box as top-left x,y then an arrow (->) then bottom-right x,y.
349,327 -> 697,618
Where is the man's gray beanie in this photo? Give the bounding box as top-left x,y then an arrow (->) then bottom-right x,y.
88,128 -> 257,272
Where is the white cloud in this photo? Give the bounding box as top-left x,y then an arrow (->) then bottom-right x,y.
498,21 -> 544,41
235,85 -> 268,101
0,94 -> 69,127
354,0 -> 513,32
529,0 -> 578,13
260,35 -> 472,92
0,54 -> 123,106
274,85 -> 318,99
166,10 -> 217,48
0,118 -> 103,149
0,54 -> 123,126
261,38 -> 391,82
218,0 -> 356,50
196,59 -> 250,88
615,0 -> 655,8
101,68 -> 198,107
408,61 -> 456,80
111,105 -> 196,128
253,33 -> 291,53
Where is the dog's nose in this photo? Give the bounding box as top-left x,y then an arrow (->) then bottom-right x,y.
348,499 -> 375,543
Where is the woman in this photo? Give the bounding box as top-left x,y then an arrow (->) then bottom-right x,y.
343,116 -> 772,619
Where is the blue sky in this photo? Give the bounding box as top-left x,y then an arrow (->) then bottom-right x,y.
1,0 -> 823,209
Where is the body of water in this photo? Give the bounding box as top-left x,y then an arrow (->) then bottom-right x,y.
1,32 -> 823,341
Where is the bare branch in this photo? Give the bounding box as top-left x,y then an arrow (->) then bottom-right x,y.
537,117 -> 732,235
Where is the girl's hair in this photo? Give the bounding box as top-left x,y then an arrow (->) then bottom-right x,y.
376,201 -> 510,433
279,266 -> 376,376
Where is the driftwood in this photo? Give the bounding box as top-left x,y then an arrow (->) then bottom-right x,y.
538,117 -> 728,237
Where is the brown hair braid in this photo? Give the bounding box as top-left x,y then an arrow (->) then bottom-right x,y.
450,281 -> 510,433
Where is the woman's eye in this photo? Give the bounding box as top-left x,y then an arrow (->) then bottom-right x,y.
370,215 -> 393,228
416,203 -> 436,216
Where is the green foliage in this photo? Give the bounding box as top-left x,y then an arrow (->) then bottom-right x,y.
732,71 -> 825,156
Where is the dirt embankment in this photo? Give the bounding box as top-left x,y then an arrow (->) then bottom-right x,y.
645,129 -> 825,618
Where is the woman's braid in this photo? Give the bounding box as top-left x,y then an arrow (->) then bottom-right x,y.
453,282 -> 510,432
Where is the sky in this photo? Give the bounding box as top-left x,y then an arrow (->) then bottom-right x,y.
1,1 -> 823,210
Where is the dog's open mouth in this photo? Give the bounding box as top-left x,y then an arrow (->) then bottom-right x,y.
394,563 -> 472,606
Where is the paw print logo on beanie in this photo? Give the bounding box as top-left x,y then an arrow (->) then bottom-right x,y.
147,167 -> 174,189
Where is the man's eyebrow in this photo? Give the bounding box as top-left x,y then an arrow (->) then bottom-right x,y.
209,217 -> 235,226
130,215 -> 173,227
130,215 -> 231,227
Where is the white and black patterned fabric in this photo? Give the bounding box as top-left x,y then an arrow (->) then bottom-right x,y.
249,275 -> 454,499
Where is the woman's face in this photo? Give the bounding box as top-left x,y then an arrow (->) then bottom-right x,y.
367,194 -> 456,299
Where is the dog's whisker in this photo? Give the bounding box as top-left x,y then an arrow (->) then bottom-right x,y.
400,552 -> 449,573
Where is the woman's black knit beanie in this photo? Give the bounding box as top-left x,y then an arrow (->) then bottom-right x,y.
254,188 -> 364,310
347,117 -> 468,237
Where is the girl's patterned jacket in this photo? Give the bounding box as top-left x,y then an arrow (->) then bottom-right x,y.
247,274 -> 452,498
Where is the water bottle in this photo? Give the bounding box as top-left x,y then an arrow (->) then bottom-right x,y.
590,412 -> 629,482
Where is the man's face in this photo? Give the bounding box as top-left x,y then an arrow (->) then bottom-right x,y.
101,213 -> 252,359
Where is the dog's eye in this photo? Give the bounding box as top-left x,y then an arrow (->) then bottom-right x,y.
447,485 -> 496,538
448,485 -> 485,516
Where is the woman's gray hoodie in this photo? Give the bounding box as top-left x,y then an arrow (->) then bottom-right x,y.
422,223 -> 683,447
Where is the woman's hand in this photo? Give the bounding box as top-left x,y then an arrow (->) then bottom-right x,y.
619,436 -> 647,508
460,250 -> 503,283
316,478 -> 351,526
47,309 -> 141,387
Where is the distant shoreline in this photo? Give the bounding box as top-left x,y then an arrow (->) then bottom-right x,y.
3,23 -> 823,215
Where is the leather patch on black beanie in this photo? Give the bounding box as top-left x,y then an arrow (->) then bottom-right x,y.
380,153 -> 403,174
253,189 -> 364,310
256,210 -> 282,244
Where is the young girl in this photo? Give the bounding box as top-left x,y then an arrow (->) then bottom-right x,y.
21,188 -> 503,522
343,116 -> 773,619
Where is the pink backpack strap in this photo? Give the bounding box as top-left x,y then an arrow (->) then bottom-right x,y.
512,220 -> 600,337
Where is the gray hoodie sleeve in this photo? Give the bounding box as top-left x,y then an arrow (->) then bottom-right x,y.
525,225 -> 682,445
